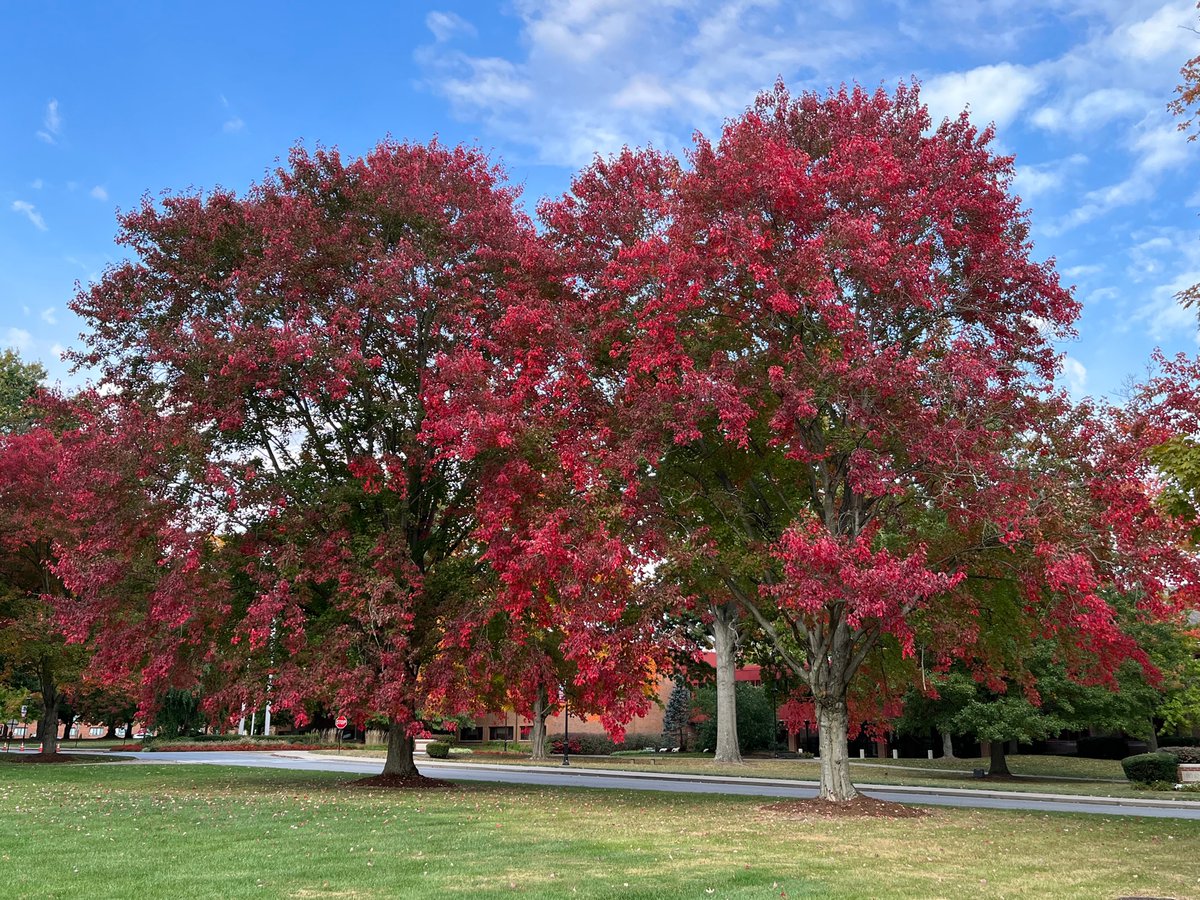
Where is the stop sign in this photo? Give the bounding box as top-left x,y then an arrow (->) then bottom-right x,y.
335,715 -> 348,730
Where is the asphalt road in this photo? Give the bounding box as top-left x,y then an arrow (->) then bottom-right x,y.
97,750 -> 1200,820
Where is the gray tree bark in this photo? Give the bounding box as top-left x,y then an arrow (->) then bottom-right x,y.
816,696 -> 857,800
530,689 -> 549,760
381,722 -> 418,777
711,602 -> 742,764
1146,721 -> 1159,752
987,740 -> 1011,777
941,730 -> 955,759
38,660 -> 58,755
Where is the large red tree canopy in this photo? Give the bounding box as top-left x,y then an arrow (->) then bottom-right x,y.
49,85 -> 1200,795
540,83 -> 1200,796
69,141 -> 663,738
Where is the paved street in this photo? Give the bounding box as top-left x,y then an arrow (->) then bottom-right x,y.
68,749 -> 1200,820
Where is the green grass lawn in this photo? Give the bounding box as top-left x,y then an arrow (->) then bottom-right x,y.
321,749 -> 1190,800
1,759 -> 1197,899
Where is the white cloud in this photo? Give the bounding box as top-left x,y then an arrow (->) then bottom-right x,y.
921,63 -> 1045,129
439,56 -> 533,108
1031,88 -> 1149,133
4,328 -> 33,353
1062,264 -> 1103,279
49,343 -> 66,360
1047,118 -> 1192,234
1135,271 -> 1200,340
1131,123 -> 1190,175
29,178 -> 43,190
1060,355 -> 1089,396
1128,235 -> 1175,281
426,10 -> 477,41
1087,286 -> 1120,305
613,74 -> 674,110
1013,154 -> 1087,202
36,99 -> 61,144
89,185 -> 108,201
1120,1 -> 1197,61
40,307 -> 57,325
416,0 -> 885,167
218,94 -> 245,133
11,201 -> 47,231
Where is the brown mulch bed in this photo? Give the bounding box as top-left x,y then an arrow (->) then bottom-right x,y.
348,773 -> 456,790
3,753 -> 109,764
761,796 -> 929,819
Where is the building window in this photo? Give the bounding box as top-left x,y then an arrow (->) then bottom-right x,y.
89,726 -> 105,737
489,726 -> 514,741
519,724 -> 532,740
13,727 -> 26,738
458,726 -> 483,742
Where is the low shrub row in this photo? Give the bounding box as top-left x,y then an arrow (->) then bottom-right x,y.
143,733 -> 326,747
543,733 -> 673,755
426,741 -> 451,759
1121,752 -> 1178,785
1161,746 -> 1200,764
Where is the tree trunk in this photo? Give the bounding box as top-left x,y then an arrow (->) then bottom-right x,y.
381,723 -> 418,777
941,730 -> 955,759
530,689 -> 549,760
38,663 -> 59,756
987,739 -> 1011,777
1146,721 -> 1159,752
816,697 -> 857,801
711,601 -> 742,763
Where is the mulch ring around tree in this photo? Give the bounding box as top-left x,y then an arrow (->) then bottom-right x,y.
347,773 -> 456,790
2,752 -> 125,764
760,796 -> 929,819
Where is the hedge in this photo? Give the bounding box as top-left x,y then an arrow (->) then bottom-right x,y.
548,733 -> 615,755
1161,746 -> 1200,764
426,741 -> 451,759
1121,752 -> 1178,785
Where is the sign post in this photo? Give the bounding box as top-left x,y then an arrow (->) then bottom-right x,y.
19,706 -> 26,752
335,714 -> 348,754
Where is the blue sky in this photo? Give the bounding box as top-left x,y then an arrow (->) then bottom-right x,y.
3,0 -> 1199,399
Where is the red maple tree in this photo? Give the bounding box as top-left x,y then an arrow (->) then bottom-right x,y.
540,82 -> 1200,800
69,140 -> 666,777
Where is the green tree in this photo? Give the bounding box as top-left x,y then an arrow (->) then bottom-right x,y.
0,349 -> 45,434
695,682 -> 774,756
0,352 -> 82,755
662,678 -> 692,750
896,672 -> 979,759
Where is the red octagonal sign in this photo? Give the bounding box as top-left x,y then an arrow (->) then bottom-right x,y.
335,715 -> 348,730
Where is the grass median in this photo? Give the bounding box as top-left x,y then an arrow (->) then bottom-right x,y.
1,757 -> 1197,899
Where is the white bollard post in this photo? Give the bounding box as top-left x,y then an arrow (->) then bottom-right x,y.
892,749 -> 899,759
928,749 -> 934,759
859,748 -> 865,759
